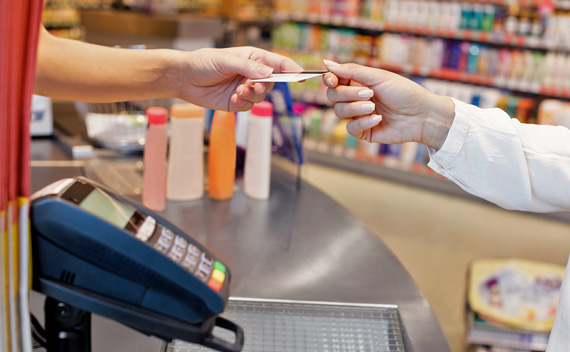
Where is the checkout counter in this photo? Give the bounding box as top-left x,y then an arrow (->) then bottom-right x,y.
29,116 -> 451,351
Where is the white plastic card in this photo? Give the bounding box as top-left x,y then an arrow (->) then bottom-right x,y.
249,71 -> 329,83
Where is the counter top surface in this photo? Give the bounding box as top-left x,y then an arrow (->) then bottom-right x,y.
30,139 -> 450,352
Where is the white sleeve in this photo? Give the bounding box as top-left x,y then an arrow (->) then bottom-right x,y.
427,98 -> 570,213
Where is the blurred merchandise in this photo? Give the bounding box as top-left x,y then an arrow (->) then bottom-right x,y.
299,103 -> 432,175
43,0 -> 85,40
275,0 -> 570,50
45,0 -> 114,8
274,22 -> 570,99
74,98 -> 174,153
30,95 -> 54,137
220,0 -> 272,21
466,258 -> 565,351
117,0 -> 222,15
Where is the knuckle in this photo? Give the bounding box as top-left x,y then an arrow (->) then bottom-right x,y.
326,88 -> 335,102
333,104 -> 344,117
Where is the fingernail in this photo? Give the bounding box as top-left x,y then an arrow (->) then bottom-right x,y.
361,102 -> 376,114
326,77 -> 333,86
232,95 -> 238,104
323,59 -> 340,67
237,86 -> 244,95
358,89 -> 374,98
368,115 -> 382,126
257,66 -> 273,76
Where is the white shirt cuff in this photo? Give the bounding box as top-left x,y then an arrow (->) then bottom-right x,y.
427,98 -> 472,173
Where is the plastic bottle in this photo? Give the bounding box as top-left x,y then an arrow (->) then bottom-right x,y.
208,111 -> 236,201
244,101 -> 273,200
537,99 -> 564,125
143,107 -> 168,211
166,103 -> 204,201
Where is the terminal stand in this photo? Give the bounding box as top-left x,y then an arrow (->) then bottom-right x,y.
44,297 -> 91,352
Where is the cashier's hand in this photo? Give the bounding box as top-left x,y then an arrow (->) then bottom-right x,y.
180,47 -> 302,112
322,61 -> 456,150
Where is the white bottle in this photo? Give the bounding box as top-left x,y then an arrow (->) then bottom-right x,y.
235,110 -> 250,149
166,103 -> 204,201
244,101 -> 273,200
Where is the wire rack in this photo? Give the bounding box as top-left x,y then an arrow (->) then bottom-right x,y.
74,98 -> 173,154
168,298 -> 406,352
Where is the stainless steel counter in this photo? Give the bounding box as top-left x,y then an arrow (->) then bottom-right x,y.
30,139 -> 451,352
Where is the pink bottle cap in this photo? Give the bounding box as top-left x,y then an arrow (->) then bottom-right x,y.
292,102 -> 305,117
251,101 -> 273,118
146,107 -> 168,125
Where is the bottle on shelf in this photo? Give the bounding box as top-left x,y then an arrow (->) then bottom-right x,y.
166,103 -> 204,202
208,111 -> 236,201
244,101 -> 274,200
143,107 -> 168,211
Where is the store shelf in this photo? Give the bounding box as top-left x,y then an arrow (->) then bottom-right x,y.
376,62 -> 570,100
305,149 -> 570,223
273,12 -> 570,54
79,9 -> 224,39
275,47 -> 570,100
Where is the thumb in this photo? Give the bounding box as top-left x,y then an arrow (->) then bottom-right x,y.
323,60 -> 396,87
219,56 -> 274,79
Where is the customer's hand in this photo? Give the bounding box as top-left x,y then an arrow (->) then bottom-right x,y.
180,47 -> 303,112
323,60 -> 455,150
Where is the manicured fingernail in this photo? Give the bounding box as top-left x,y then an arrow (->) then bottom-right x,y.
323,59 -> 340,67
361,102 -> 375,114
358,89 -> 374,98
326,77 -> 333,86
232,95 -> 238,104
237,86 -> 244,95
257,66 -> 273,76
368,115 -> 382,126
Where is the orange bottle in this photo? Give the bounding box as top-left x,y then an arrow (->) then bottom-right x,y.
208,111 -> 236,200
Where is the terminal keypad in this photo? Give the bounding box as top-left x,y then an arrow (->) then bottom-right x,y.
153,225 -> 226,292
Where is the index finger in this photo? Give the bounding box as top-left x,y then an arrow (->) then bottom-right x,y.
251,50 -> 303,73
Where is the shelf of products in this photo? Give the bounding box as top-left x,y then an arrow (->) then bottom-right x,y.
273,28 -> 570,100
275,0 -> 570,53
43,0 -> 87,40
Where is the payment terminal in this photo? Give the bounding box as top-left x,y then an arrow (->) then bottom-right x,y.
30,177 -> 243,351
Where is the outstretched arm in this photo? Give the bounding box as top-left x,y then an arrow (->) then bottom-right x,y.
35,26 -> 302,111
324,60 -> 570,212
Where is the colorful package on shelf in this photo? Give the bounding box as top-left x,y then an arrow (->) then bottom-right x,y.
468,258 -> 565,333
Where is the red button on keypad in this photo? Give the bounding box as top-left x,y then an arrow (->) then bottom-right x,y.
208,278 -> 222,292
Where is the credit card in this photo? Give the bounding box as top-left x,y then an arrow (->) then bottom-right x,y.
250,71 -> 330,83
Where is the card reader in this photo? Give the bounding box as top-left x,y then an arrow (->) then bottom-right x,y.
30,176 -> 243,351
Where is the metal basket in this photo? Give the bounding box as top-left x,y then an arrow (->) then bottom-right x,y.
74,98 -> 174,154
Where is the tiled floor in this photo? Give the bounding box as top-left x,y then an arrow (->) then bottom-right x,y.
296,162 -> 570,352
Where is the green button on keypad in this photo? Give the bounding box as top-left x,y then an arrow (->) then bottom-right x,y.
214,261 -> 226,273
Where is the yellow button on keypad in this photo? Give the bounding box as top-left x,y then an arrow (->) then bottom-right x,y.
212,269 -> 225,283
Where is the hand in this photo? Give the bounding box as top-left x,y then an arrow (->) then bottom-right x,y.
179,47 -> 303,112
322,60 -> 455,150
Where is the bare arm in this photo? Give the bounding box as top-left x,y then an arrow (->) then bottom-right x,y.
35,26 -> 302,111
35,26 -> 181,102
